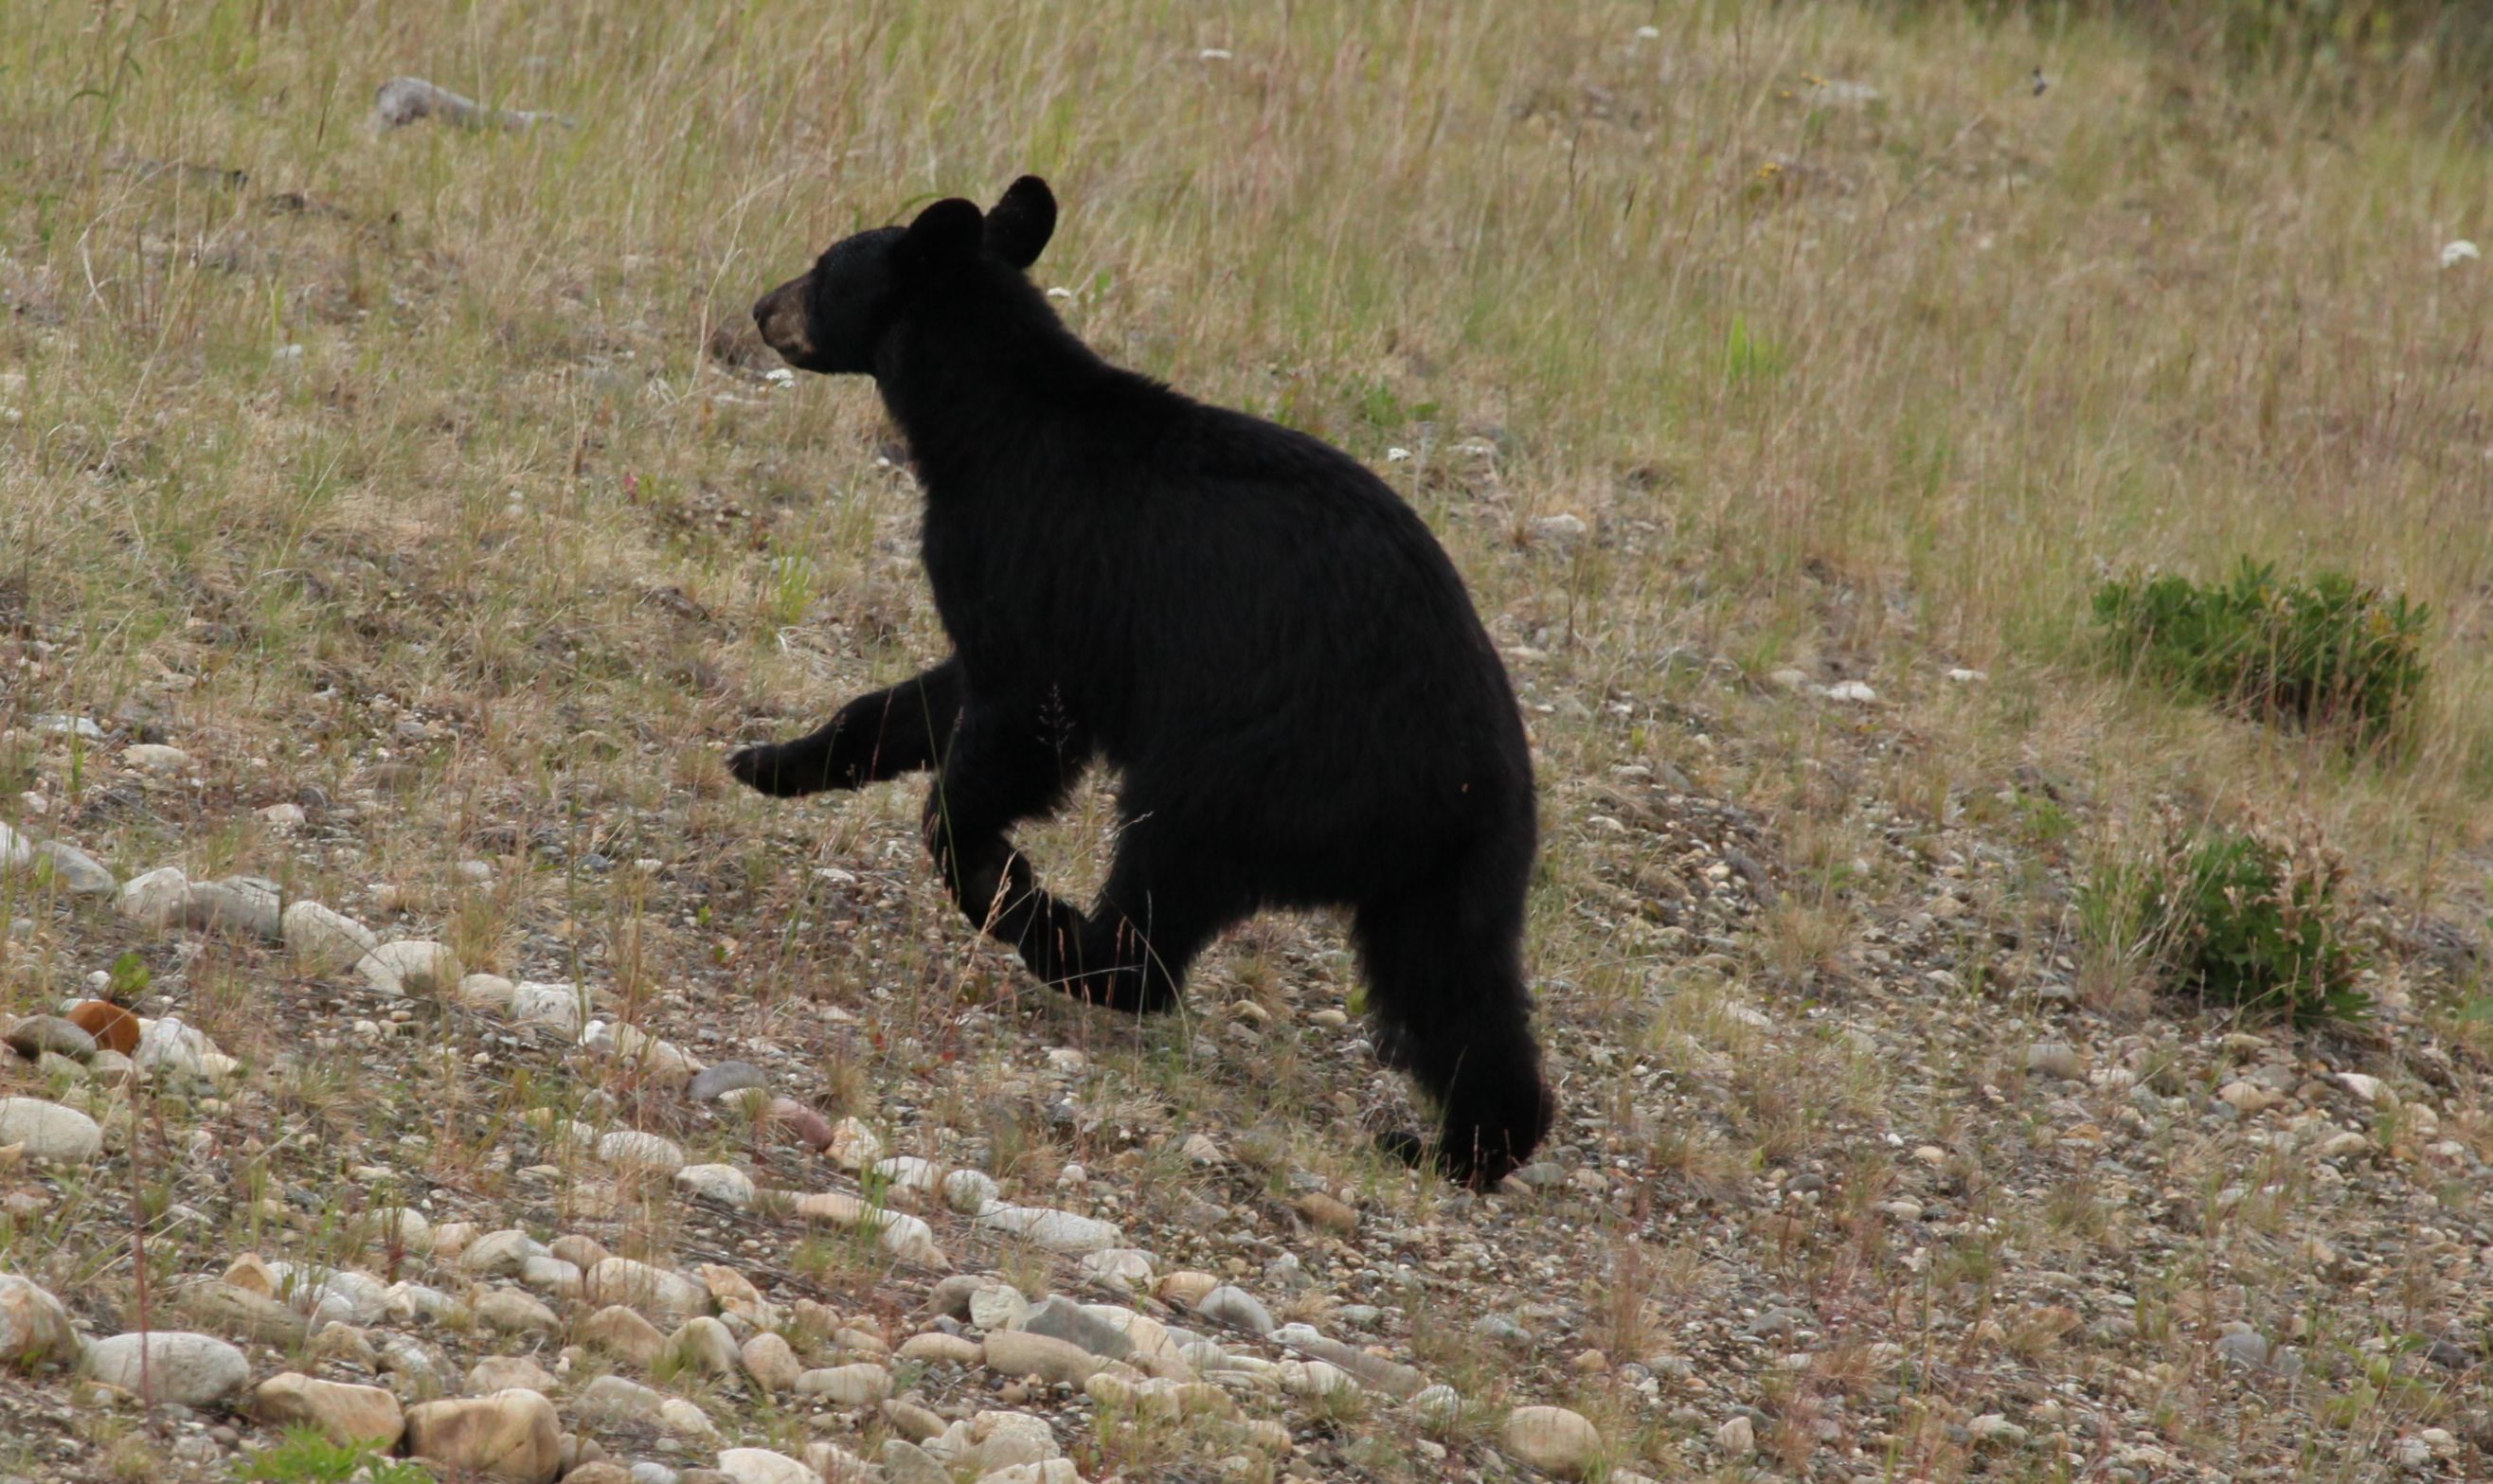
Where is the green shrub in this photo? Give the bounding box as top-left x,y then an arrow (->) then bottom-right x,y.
2080,813 -> 2369,1026
2092,559 -> 2427,743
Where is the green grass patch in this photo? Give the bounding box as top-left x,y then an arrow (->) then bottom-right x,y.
234,1428 -> 428,1484
2081,814 -> 2369,1027
2093,559 -> 2427,744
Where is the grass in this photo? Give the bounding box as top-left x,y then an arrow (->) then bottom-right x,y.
233,1428 -> 428,1484
2095,558 -> 2430,743
2,2 -> 2493,1481
2080,810 -> 2372,1024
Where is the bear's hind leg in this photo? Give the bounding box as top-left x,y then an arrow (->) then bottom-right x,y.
1352,884 -> 1554,1189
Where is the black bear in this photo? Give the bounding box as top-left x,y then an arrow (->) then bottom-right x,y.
732,176 -> 1553,1186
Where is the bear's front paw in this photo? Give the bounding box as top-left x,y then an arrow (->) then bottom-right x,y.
726,743 -> 808,796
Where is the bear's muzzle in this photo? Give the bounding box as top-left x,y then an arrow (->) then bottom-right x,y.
752,276 -> 815,364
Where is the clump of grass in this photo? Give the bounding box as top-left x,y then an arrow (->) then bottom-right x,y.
2092,560 -> 2427,743
234,1427 -> 429,1484
2079,811 -> 2369,1027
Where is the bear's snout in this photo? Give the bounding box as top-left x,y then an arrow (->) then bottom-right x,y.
752,275 -> 815,365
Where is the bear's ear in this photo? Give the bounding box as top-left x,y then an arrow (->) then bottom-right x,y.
984,175 -> 1056,269
898,197 -> 986,276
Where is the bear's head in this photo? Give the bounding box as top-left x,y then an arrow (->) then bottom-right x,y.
752,175 -> 1057,375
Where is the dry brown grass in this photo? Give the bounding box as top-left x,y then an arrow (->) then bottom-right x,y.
7,4 -> 2493,1481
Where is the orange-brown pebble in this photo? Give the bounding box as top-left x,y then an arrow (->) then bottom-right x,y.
67,1001 -> 140,1054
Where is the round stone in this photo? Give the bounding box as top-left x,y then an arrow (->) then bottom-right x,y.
4,1016 -> 97,1062
0,1098 -> 101,1162
86,1331 -> 249,1407
1505,1405 -> 1604,1478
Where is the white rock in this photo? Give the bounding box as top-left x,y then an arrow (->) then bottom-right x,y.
969,1283 -> 1030,1332
0,1274 -> 79,1369
742,1332 -> 802,1392
468,1356 -> 561,1406
385,1281 -> 459,1322
474,1286 -> 560,1334
2339,1072 -> 2394,1106
578,1019 -> 700,1086
360,939 -> 461,996
976,1203 -> 1123,1256
827,1117 -> 884,1171
675,1163 -> 757,1208
123,743 -> 191,775
116,866 -> 191,927
976,1464 -> 1082,1484
669,1315 -> 741,1376
577,1373 -> 669,1421
1820,680 -> 1878,704
1,820 -> 40,869
134,1016 -> 216,1080
1191,1285 -> 1275,1337
796,1362 -> 893,1405
598,1130 -> 687,1173
874,1154 -> 944,1191
933,1410 -> 1060,1470
2025,1042 -> 2083,1081
875,1210 -> 948,1267
585,1257 -> 708,1322
0,1098 -> 102,1161
1504,1405 -> 1604,1477
303,1269 -> 391,1327
942,1168 -> 999,1213
1408,1384 -> 1463,1427
2443,239 -> 2482,269
1080,1304 -> 1178,1360
457,1229 -> 548,1276
980,1332 -> 1103,1387
281,901 -> 381,973
1716,1415 -> 1756,1456
716,1449 -> 818,1484
370,1207 -> 433,1257
517,1256 -> 583,1298
86,1331 -> 249,1406
792,1193 -> 950,1266
1968,1413 -> 2028,1446
456,974 -> 517,1012
1279,1359 -> 1358,1397
29,839 -> 116,895
1077,1248 -> 1155,1293
507,980 -> 588,1034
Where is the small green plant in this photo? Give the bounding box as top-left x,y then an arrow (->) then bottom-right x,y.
2092,559 -> 2427,743
1721,313 -> 1789,386
762,545 -> 818,629
234,1427 -> 428,1484
2080,811 -> 2369,1026
106,950 -> 151,999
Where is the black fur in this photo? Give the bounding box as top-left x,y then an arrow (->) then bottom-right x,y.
736,176 -> 1553,1186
